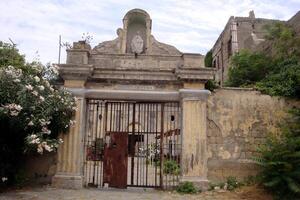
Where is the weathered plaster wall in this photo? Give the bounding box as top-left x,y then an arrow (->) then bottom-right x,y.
24,153 -> 57,185
207,88 -> 297,181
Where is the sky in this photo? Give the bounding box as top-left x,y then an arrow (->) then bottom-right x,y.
0,0 -> 299,64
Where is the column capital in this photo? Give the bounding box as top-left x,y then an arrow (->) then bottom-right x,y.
179,89 -> 211,101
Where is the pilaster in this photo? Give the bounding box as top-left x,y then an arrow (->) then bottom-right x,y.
52,96 -> 86,189
179,89 -> 210,190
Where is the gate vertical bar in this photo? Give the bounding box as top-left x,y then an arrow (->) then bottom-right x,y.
160,103 -> 164,188
131,103 -> 135,185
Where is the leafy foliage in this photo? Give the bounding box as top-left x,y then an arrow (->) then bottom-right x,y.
205,50 -> 213,67
0,41 -> 25,68
254,109 -> 300,199
225,50 -> 272,87
176,181 -> 199,194
264,22 -> 300,60
256,58 -> 300,98
226,22 -> 300,98
208,176 -> 244,191
226,176 -> 241,191
163,159 -> 180,175
205,80 -> 219,92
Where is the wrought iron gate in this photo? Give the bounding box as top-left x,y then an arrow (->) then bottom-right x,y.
84,100 -> 181,189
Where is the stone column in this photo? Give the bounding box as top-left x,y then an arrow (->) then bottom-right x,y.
179,89 -> 210,190
52,82 -> 86,189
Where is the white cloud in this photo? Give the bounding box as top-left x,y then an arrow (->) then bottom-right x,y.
0,0 -> 299,63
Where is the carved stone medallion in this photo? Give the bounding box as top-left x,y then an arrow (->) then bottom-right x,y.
131,34 -> 144,54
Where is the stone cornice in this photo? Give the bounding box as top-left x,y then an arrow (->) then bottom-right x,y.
175,67 -> 215,82
179,89 -> 211,100
57,64 -> 215,83
57,64 -> 94,80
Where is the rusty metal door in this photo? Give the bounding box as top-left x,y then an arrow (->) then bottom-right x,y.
103,132 -> 128,188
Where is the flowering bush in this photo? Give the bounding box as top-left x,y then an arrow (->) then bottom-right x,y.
0,64 -> 75,188
0,65 -> 76,153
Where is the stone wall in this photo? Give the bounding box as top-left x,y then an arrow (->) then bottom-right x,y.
207,88 -> 298,181
24,153 -> 57,185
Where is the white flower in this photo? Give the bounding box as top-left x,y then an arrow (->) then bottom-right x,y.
37,144 -> 43,154
50,87 -> 54,92
58,138 -> 63,144
3,103 -> 22,116
45,81 -> 50,88
51,65 -> 59,75
44,144 -> 53,152
32,90 -> 38,96
32,64 -> 42,73
38,85 -> 45,91
13,79 -> 21,83
69,120 -> 76,126
27,134 -> 41,144
39,119 -> 50,126
10,111 -> 18,116
1,177 -> 8,182
42,127 -> 51,135
34,76 -> 40,82
39,96 -> 45,102
28,121 -> 34,126
25,85 -> 33,91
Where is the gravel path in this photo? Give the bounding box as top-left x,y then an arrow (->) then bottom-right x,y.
0,186 -> 272,200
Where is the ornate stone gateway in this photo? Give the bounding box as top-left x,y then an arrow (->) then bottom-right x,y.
52,9 -> 215,190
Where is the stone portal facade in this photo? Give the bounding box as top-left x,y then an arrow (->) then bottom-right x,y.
52,9 -> 215,190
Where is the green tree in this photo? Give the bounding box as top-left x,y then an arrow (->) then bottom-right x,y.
0,41 -> 25,68
225,50 -> 271,87
204,50 -> 213,68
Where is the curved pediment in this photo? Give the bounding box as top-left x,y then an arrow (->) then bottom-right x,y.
91,8 -> 181,56
92,34 -> 181,56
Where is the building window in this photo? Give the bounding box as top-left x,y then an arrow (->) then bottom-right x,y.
227,38 -> 232,58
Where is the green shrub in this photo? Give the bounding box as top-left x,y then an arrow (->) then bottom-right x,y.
205,80 -> 219,92
209,176 -> 243,191
225,50 -> 272,87
226,176 -> 241,191
254,109 -> 300,199
163,159 -> 180,175
204,50 -> 213,68
176,181 -> 199,194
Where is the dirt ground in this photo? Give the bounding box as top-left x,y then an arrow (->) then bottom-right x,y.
0,185 -> 273,200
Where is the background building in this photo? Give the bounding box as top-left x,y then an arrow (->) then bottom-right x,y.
212,11 -> 279,85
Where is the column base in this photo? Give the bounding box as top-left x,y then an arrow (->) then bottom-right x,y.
180,176 -> 209,191
52,174 -> 83,189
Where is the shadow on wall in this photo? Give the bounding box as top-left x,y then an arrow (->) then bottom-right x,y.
24,153 -> 57,185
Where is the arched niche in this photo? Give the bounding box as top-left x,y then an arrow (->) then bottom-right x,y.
122,9 -> 152,54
